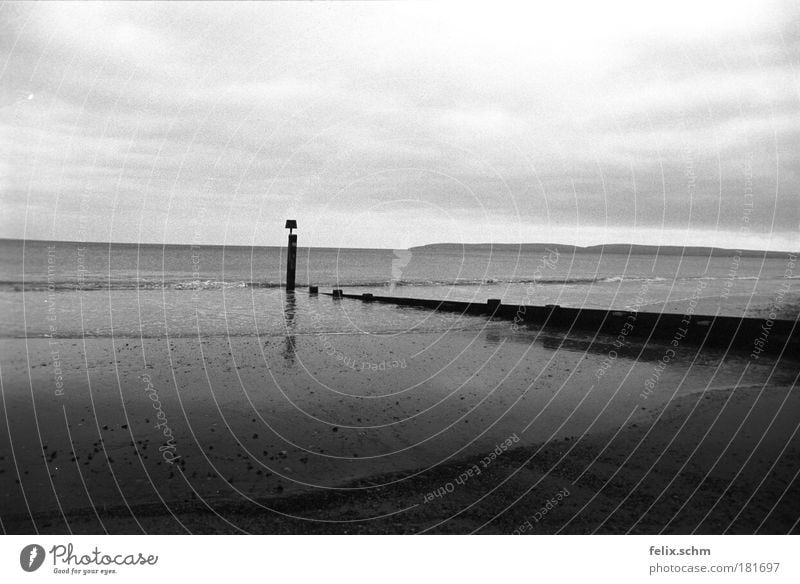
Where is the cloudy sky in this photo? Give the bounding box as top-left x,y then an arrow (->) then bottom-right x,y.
1,1 -> 798,250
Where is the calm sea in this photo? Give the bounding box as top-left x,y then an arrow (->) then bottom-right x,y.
0,239 -> 795,338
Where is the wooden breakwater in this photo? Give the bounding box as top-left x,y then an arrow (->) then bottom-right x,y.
321,291 -> 798,356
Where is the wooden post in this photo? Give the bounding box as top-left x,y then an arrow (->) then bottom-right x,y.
285,219 -> 297,291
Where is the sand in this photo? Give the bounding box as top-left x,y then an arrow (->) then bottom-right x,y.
1,324 -> 798,534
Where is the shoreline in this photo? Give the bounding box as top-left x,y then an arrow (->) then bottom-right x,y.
5,382 -> 798,534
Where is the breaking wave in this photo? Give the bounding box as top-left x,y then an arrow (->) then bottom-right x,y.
2,273 -> 782,292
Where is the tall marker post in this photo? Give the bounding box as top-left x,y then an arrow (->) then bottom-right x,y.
285,219 -> 297,291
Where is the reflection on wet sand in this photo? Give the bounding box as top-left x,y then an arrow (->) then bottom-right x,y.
283,292 -> 297,364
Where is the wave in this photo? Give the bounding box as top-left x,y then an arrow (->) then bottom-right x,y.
0,279 -> 281,292
0,273 -> 790,292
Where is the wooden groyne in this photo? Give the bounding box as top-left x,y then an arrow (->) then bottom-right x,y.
322,291 -> 798,356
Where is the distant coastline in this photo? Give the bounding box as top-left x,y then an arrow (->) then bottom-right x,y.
411,242 -> 796,259
1,238 -> 795,257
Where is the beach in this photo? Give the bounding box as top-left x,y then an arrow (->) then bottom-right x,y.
2,313 -> 797,534
1,240 -> 798,534
6,7 -> 800,583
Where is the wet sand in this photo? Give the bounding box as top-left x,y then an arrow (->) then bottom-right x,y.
1,324 -> 798,534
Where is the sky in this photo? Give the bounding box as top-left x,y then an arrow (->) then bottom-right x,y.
1,1 -> 798,250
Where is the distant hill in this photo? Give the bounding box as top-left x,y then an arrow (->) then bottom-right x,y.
409,243 -> 794,259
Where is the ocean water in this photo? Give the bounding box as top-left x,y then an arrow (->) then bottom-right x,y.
0,238 -> 796,339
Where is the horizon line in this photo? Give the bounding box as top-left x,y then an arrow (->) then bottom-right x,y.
1,237 -> 797,255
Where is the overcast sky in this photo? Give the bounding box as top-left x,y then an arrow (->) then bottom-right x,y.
1,1 -> 798,250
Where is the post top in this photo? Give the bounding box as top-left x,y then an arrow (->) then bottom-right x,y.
285,219 -> 297,230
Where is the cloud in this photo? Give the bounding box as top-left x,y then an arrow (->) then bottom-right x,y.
1,0 -> 798,250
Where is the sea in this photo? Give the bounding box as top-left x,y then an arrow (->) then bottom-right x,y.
0,238 -> 796,339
